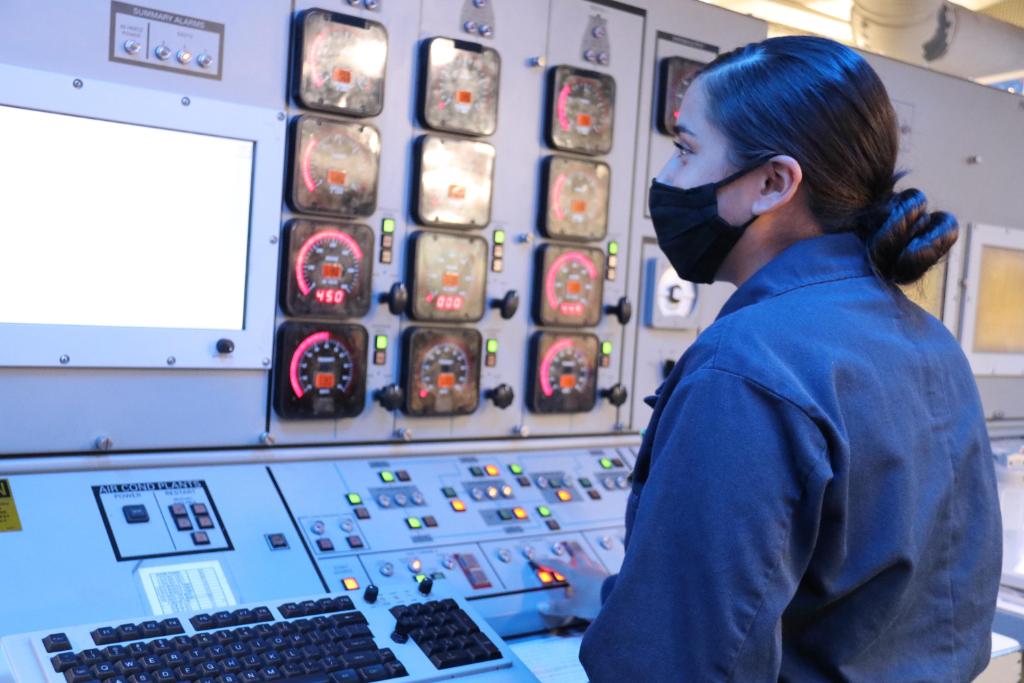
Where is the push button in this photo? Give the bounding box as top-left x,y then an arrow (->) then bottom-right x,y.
316,538 -> 335,552
396,470 -> 411,482
354,506 -> 371,519
450,499 -> 466,512
42,632 -> 71,652
192,531 -> 210,545
169,503 -> 187,517
405,517 -> 423,530
347,535 -> 364,548
191,503 -> 208,516
196,515 -> 214,529
266,533 -> 288,549
509,464 -> 524,475
346,493 -> 363,505
422,515 -> 438,527
122,505 -> 149,524
469,466 -> 484,477
587,489 -> 602,500
441,486 -> 457,498
175,516 -> 193,531
343,577 -> 360,590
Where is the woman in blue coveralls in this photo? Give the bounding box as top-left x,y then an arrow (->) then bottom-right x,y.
537,36 -> 1003,682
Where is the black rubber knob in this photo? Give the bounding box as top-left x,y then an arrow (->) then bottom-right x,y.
363,585 -> 379,604
606,296 -> 632,325
493,290 -> 519,320
376,384 -> 404,412
384,282 -> 408,316
215,339 -> 235,354
418,576 -> 433,595
489,384 -> 514,409
604,383 -> 628,407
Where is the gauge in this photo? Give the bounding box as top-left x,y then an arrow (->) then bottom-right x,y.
403,327 -> 481,416
274,322 -> 367,419
535,244 -> 605,327
292,9 -> 388,118
528,332 -> 598,414
419,37 -> 500,136
409,231 -> 488,322
289,115 -> 380,218
413,135 -> 495,228
541,155 -> 610,241
657,56 -> 705,135
281,220 -> 373,319
546,66 -> 615,156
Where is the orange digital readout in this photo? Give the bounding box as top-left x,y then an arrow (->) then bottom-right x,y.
437,373 -> 456,389
442,272 -> 460,287
448,184 -> 467,199
566,280 -> 582,295
456,90 -> 473,104
333,68 -> 353,84
321,263 -> 342,278
315,373 -> 335,389
559,374 -> 577,390
327,169 -> 347,185
577,113 -> 592,127
570,199 -> 587,214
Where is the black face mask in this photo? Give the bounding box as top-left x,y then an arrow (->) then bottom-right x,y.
648,165 -> 760,284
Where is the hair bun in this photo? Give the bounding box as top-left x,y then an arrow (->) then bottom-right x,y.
866,188 -> 959,285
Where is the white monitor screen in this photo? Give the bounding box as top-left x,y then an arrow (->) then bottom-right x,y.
0,105 -> 254,330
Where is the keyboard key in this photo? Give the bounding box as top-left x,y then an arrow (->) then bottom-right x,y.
357,663 -> 388,682
117,623 -> 142,642
79,649 -> 104,666
94,661 -> 118,677
91,626 -> 119,646
64,664 -> 95,682
139,621 -> 163,639
190,614 -> 214,631
330,670 -> 360,682
51,652 -> 79,673
42,632 -> 72,653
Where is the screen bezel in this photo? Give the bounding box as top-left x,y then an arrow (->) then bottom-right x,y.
0,63 -> 285,369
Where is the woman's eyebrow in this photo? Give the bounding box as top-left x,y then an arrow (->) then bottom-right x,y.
673,122 -> 698,137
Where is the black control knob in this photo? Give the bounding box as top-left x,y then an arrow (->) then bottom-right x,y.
606,296 -> 632,325
376,384 -> 405,412
363,585 -> 379,604
603,383 -> 628,407
215,338 -> 235,354
418,576 -> 434,595
488,384 -> 514,409
383,282 -> 408,316
492,290 -> 519,320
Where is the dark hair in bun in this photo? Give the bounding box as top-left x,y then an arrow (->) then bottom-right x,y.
696,35 -> 957,284
859,189 -> 959,285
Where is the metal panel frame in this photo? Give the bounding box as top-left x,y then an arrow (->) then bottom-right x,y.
0,62 -> 285,370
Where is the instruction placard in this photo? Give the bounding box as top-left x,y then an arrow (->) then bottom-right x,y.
0,479 -> 23,532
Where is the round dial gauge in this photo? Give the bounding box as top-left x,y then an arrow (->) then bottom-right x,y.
420,38 -> 500,136
536,244 -> 604,327
403,327 -> 481,416
274,323 -> 367,419
410,231 -> 488,322
290,115 -> 380,217
547,66 -> 615,156
414,135 -> 495,228
293,10 -> 387,117
657,56 -> 704,135
542,156 -> 610,241
282,221 -> 373,319
529,332 -> 598,414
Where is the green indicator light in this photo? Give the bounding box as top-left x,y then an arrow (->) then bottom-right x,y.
493,229 -> 505,245
608,241 -> 619,255
381,218 -> 396,234
414,573 -> 427,583
406,517 -> 422,529
380,471 -> 396,483
375,335 -> 388,351
509,464 -> 523,475
346,493 -> 362,505
537,506 -> 552,518
601,341 -> 613,356
486,339 -> 499,354
599,457 -> 613,469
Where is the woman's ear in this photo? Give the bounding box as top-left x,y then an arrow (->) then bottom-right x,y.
751,155 -> 802,215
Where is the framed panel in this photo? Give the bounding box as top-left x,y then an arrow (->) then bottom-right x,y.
960,223 -> 1024,375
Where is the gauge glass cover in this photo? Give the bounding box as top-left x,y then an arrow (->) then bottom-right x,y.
421,37 -> 500,136
414,135 -> 495,228
275,322 -> 367,419
403,326 -> 482,416
542,155 -> 610,241
535,243 -> 605,327
290,115 -> 380,217
528,332 -> 598,414
547,65 -> 615,156
410,231 -> 488,322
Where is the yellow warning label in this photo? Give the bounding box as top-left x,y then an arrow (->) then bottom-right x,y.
0,479 -> 23,532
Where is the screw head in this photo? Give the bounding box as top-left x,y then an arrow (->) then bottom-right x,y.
181,97 -> 191,107
95,436 -> 113,451
269,235 -> 279,244
277,111 -> 286,121
514,424 -> 531,438
166,356 -> 176,366
72,79 -> 83,89
59,354 -> 70,365
262,357 -> 271,367
259,431 -> 276,446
